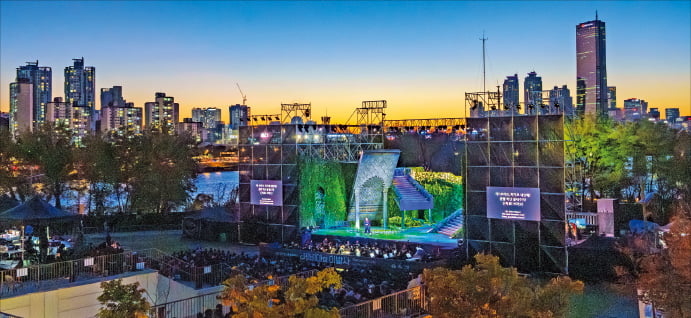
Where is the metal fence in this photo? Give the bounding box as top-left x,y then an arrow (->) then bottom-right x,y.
149,269 -> 320,318
339,286 -> 429,318
0,248 -> 197,298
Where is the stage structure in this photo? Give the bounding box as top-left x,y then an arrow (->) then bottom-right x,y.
466,91 -> 501,118
346,150 -> 400,229
464,114 -> 567,273
237,102 -> 385,242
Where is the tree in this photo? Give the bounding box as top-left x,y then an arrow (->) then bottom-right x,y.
636,199 -> 691,317
79,134 -> 120,215
423,254 -> 583,318
97,279 -> 150,318
218,268 -> 342,318
128,131 -> 198,214
14,123 -> 75,209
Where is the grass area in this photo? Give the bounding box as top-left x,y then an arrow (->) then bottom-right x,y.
84,230 -> 259,255
567,283 -> 638,318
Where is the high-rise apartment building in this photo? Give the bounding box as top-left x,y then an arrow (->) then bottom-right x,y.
524,71 -> 542,114
101,103 -> 142,136
9,79 -> 34,137
14,61 -> 52,125
46,97 -> 71,127
145,92 -> 179,133
607,86 -> 616,110
64,58 -> 95,108
229,104 -> 250,130
548,85 -> 574,117
100,86 -> 142,136
177,118 -> 205,142
666,108 -> 680,124
576,17 -> 608,116
502,74 -> 520,113
192,107 -> 222,129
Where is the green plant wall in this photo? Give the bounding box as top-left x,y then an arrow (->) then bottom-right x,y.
387,169 -> 464,223
297,157 -> 349,228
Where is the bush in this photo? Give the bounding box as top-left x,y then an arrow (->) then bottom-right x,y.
388,216 -> 423,228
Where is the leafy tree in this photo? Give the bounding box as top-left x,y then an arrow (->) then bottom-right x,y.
0,129 -> 33,201
636,199 -> 691,317
423,254 -> 583,318
128,131 -> 198,214
97,279 -> 150,318
14,124 -> 75,209
79,134 -> 120,215
218,268 -> 342,318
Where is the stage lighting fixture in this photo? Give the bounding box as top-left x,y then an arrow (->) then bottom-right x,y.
554,102 -> 560,108
252,118 -> 258,121
305,109 -> 310,117
275,116 -> 280,120
460,125 -> 465,129
504,105 -> 510,111
261,117 -> 266,121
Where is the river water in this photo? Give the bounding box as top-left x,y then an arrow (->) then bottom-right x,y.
61,171 -> 239,213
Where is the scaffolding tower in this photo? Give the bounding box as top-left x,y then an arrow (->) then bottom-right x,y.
281,103 -> 312,124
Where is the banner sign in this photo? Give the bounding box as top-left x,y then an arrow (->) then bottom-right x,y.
250,180 -> 283,206
487,186 -> 541,221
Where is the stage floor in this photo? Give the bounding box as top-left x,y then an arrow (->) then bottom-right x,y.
312,226 -> 459,250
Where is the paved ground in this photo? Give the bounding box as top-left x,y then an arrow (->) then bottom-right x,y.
84,230 -> 259,255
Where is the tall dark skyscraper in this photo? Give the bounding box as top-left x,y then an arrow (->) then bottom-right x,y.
523,71 -> 542,114
100,86 -> 126,108
12,61 -> 52,125
549,85 -> 574,117
502,74 -> 519,113
576,15 -> 607,116
229,104 -> 250,130
65,57 -> 96,108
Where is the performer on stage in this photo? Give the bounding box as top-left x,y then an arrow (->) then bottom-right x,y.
364,217 -> 371,235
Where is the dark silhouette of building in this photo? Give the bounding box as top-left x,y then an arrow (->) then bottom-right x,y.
576,16 -> 608,116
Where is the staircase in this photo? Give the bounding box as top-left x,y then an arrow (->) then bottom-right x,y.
392,171 -> 434,211
433,209 -> 464,238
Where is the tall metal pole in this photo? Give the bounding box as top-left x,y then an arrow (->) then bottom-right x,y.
481,32 -> 488,94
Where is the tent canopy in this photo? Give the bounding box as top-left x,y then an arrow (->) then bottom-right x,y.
185,206 -> 236,223
0,197 -> 78,224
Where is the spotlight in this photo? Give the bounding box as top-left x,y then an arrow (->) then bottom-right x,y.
275,116 -> 280,121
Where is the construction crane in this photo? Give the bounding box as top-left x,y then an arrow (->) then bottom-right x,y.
236,83 -> 247,105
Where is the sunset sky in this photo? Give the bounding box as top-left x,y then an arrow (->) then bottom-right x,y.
1,1 -> 689,123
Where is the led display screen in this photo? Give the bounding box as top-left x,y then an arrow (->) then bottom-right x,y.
250,180 -> 283,206
486,186 -> 541,221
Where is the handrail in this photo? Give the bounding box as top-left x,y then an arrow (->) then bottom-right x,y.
149,269 -> 320,318
339,285 -> 428,318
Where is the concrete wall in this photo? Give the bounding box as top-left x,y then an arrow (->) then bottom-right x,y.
0,271 -> 214,318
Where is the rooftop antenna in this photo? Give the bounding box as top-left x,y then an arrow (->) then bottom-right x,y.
480,31 -> 488,93
596,10 -> 598,21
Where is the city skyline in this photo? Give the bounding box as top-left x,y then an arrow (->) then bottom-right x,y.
1,1 -> 689,123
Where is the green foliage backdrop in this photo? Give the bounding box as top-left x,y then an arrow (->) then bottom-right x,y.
387,168 -> 464,223
298,157 -> 350,228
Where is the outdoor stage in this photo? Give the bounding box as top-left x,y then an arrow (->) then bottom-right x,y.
311,226 -> 460,251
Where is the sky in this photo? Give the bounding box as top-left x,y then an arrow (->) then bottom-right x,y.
1,1 -> 689,123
